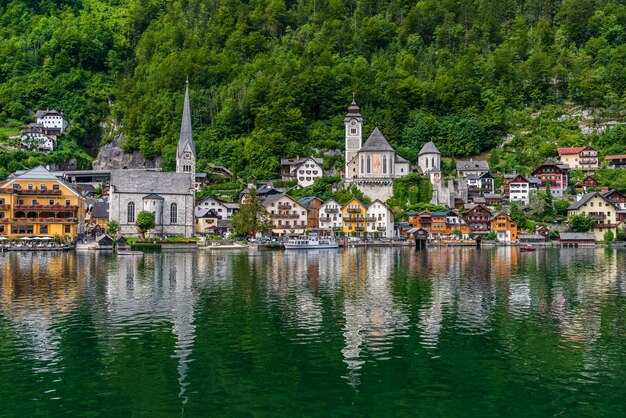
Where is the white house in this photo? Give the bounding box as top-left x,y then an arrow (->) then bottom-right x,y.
35,109 -> 68,133
195,196 -> 240,220
295,157 -> 324,187
263,194 -> 308,235
456,159 -> 489,177
20,127 -> 56,152
366,199 -> 394,238
318,199 -> 343,233
509,174 -> 530,205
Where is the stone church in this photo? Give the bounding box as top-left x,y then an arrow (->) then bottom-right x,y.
343,100 -> 410,202
109,83 -> 196,237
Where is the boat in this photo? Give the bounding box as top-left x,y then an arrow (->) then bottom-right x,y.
117,250 -> 144,256
284,235 -> 339,250
520,246 -> 536,252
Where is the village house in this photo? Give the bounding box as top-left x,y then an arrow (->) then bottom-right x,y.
556,146 -> 599,171
605,155 -> 626,169
20,125 -> 56,153
456,159 -> 489,177
559,232 -> 596,247
263,194 -> 308,235
467,172 -> 495,196
344,100 -> 410,201
0,165 -> 86,240
445,211 -> 471,238
507,174 -> 530,205
531,160 -> 569,196
365,200 -> 394,238
35,109 -> 68,134
195,196 -> 240,220
341,198 -> 368,236
280,156 -> 324,187
85,201 -> 110,234
602,190 -> 626,221
298,197 -> 324,229
318,199 -> 342,233
566,192 -> 623,241
490,213 -> 518,243
407,210 -> 432,234
109,84 -> 196,238
462,205 -> 492,235
574,176 -> 608,193
194,207 -> 220,235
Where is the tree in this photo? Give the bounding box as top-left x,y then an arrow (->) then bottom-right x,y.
510,201 -> 528,230
232,189 -> 273,236
543,184 -> 554,219
569,214 -> 595,232
136,211 -> 156,238
604,230 -> 614,245
107,220 -> 120,242
554,199 -> 571,217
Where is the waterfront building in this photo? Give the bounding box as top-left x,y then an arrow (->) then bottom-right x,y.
263,194 -> 308,235
195,196 -> 240,220
365,200 -> 394,238
556,146 -> 599,171
507,174 -> 530,205
462,204 -> 492,235
559,232 -> 596,247
531,160 -> 569,196
567,192 -> 623,241
490,213 -> 518,243
318,199 -> 342,233
194,208 -> 219,234
456,159 -> 489,177
0,165 -> 85,239
341,198 -> 368,236
108,84 -> 196,237
298,197 -> 324,229
601,190 -> 626,221
605,155 -> 626,169
445,211 -> 471,238
408,211 -> 432,235
343,101 -> 410,202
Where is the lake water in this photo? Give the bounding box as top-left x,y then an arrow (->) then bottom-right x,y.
0,248 -> 624,417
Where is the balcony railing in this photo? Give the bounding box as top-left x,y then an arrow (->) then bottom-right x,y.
343,216 -> 363,222
14,204 -> 78,211
325,208 -> 339,213
0,204 -> 10,210
319,216 -> 332,222
377,226 -> 386,231
366,216 -> 378,222
355,226 -> 365,231
15,189 -> 62,196
277,203 -> 291,210
590,213 -> 606,219
347,207 -> 361,213
270,213 -> 299,219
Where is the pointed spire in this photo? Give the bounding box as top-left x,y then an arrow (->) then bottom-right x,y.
178,82 -> 195,157
344,95 -> 363,122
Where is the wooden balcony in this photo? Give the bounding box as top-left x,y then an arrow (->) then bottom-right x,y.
355,226 -> 365,231
319,216 -> 332,222
14,204 -> 78,211
343,216 -> 363,222
366,216 -> 378,222
270,213 -> 299,219
14,189 -> 62,196
0,204 -> 10,210
10,217 -> 78,223
347,207 -> 361,213
277,203 -> 292,210
325,208 -> 339,213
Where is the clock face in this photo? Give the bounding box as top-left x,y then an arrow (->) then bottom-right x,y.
350,120 -> 356,125
184,152 -> 191,159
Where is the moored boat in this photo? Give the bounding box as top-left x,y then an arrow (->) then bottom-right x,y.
284,235 -> 338,250
520,246 -> 536,252
117,250 -> 144,256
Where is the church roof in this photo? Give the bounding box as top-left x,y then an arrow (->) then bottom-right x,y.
143,193 -> 164,200
360,127 -> 394,152
395,154 -> 409,163
418,141 -> 440,155
110,169 -> 193,195
177,82 -> 196,158
343,99 -> 363,123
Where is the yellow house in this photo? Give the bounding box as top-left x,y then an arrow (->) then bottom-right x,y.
0,166 -> 85,240
342,198 -> 368,236
194,207 -> 219,234
567,192 -> 622,241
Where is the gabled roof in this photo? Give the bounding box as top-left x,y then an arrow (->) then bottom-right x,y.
605,154 -> 626,160
321,198 -> 340,208
418,141 -> 440,155
343,197 -> 368,208
456,160 -> 489,171
567,192 -> 613,211
35,109 -> 64,118
177,82 -> 196,158
509,174 -> 529,183
143,193 -> 164,200
602,190 -> 626,200
16,165 -> 59,181
298,196 -> 323,207
559,232 -> 596,241
532,160 -> 569,174
395,154 -> 409,163
263,193 -> 303,208
359,127 -> 394,152
92,202 -> 109,219
557,147 -> 587,155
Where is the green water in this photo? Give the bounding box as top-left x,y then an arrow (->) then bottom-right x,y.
0,248 -> 624,417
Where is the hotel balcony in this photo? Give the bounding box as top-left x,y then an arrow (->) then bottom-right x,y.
14,204 -> 79,211
14,189 -> 62,196
343,216 -> 362,222
355,226 -> 365,231
377,226 -> 386,231
270,213 -> 299,219
10,217 -> 78,223
347,207 -> 361,213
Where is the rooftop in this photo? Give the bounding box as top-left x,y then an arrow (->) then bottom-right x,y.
456,160 -> 489,171
360,128 -> 395,152
418,141 -> 440,155
557,147 -> 587,155
559,232 -> 596,241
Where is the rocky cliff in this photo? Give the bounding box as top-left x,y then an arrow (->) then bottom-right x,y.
92,134 -> 161,170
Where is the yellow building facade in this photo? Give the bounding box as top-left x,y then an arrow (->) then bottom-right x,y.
0,166 -> 85,240
567,192 -> 623,241
342,198 -> 367,235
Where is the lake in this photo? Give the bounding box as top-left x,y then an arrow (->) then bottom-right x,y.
0,247 -> 624,417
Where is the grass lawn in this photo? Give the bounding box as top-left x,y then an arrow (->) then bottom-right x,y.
0,127 -> 18,137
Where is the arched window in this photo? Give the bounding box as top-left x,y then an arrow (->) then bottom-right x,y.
170,203 -> 178,224
127,202 -> 135,223
383,156 -> 387,174
360,157 -> 364,174
426,157 -> 429,168
367,156 -> 371,174
432,157 -> 435,168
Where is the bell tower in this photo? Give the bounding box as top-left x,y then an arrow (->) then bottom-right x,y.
344,97 -> 363,180
176,80 -> 196,180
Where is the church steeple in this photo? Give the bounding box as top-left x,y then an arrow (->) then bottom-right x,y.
176,80 -> 196,177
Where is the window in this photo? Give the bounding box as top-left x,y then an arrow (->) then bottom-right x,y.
128,202 -> 135,223
170,203 -> 178,224
65,225 -> 71,233
40,184 -> 46,191
28,184 -> 33,190
49,200 -> 54,205
65,200 -> 70,206
351,128 -> 356,135
367,156 -> 371,173
40,225 -> 48,234
32,199 -> 38,205
53,184 -> 59,191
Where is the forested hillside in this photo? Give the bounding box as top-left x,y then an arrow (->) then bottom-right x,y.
0,0 -> 625,179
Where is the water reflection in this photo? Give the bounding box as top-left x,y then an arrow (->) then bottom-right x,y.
0,247 -> 624,414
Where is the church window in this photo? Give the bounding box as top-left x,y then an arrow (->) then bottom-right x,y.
426,158 -> 429,168
127,202 -> 135,223
170,203 -> 178,224
360,157 -> 363,174
383,157 -> 387,174
367,156 -> 371,174
432,157 -> 435,168
351,128 -> 357,135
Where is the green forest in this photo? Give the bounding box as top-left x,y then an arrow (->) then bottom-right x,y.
0,0 -> 625,180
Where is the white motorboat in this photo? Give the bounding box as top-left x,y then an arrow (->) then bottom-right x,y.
284,235 -> 339,250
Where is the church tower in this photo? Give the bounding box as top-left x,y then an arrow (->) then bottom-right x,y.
176,81 -> 196,179
344,98 -> 363,180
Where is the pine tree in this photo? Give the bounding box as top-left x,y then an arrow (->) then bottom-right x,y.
232,189 -> 273,236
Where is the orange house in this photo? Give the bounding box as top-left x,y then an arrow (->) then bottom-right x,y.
408,211 -> 432,233
491,213 -> 518,243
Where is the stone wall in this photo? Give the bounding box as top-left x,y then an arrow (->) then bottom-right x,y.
92,134 -> 162,170
353,179 -> 394,202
